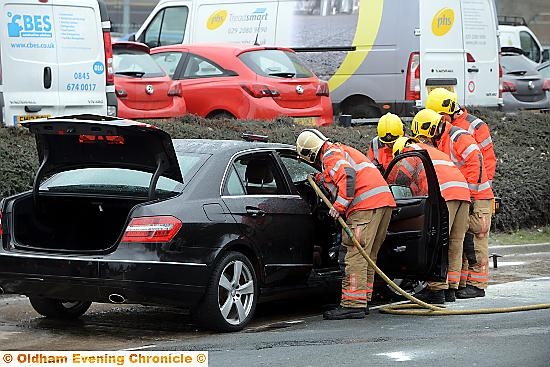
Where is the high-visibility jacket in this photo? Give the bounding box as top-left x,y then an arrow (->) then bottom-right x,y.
366,137 -> 393,171
451,109 -> 497,183
319,143 -> 396,216
437,122 -> 494,200
402,143 -> 471,202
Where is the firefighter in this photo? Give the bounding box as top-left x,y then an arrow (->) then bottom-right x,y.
411,109 -> 494,299
296,129 -> 396,319
426,88 -> 497,297
367,112 -> 405,173
392,135 -> 471,303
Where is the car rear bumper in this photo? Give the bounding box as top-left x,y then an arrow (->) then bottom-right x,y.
0,253 -> 208,307
117,96 -> 186,119
500,92 -> 550,112
243,96 -> 334,125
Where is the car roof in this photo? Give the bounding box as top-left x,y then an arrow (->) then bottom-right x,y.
173,139 -> 294,156
152,43 -> 294,56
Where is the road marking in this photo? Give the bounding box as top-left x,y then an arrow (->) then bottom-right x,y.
376,351 -> 413,362
119,345 -> 157,351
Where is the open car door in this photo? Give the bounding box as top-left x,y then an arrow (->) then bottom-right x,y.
378,150 -> 449,282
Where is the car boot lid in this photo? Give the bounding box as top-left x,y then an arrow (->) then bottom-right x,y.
22,114 -> 183,183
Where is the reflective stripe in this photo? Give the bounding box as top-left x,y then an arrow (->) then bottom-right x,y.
468,273 -> 488,280
322,147 -> 342,159
336,195 -> 351,208
371,138 -> 380,165
408,143 -> 423,150
479,136 -> 492,148
461,144 -> 480,160
440,181 -> 469,191
467,181 -> 491,192
400,159 -> 416,175
350,186 -> 392,207
432,160 -> 455,167
344,152 -> 376,172
450,128 -> 467,142
330,159 -> 352,177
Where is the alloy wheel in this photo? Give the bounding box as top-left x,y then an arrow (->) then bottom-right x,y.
217,260 -> 255,326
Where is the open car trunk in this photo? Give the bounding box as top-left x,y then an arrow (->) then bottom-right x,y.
12,194 -> 145,253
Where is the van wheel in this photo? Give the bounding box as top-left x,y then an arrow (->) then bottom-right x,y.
29,297 -> 91,319
195,252 -> 258,332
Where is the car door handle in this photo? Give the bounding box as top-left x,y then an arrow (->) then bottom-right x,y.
467,67 -> 479,73
246,207 -> 266,217
43,67 -> 52,89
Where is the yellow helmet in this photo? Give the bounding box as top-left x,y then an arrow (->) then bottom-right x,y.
377,113 -> 404,144
426,88 -> 459,115
392,136 -> 418,157
411,109 -> 444,139
296,129 -> 329,164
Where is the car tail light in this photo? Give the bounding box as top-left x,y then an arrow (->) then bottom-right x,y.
121,216 -> 182,243
499,64 -> 503,98
116,88 -> 127,98
502,80 -> 517,93
405,52 -> 420,101
466,53 -> 476,62
316,81 -> 330,96
103,31 -> 114,85
543,79 -> 550,92
168,83 -> 183,97
241,84 -> 280,98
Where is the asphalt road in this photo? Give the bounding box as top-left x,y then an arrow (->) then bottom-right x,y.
0,246 -> 549,367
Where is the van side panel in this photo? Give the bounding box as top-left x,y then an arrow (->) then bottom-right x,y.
462,0 -> 499,107
52,0 -> 107,116
1,1 -> 59,126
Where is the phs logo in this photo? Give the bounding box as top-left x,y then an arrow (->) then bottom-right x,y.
6,12 -> 52,38
432,8 -> 454,37
206,10 -> 228,30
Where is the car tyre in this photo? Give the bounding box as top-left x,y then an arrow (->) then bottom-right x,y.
195,251 -> 258,332
29,297 -> 92,319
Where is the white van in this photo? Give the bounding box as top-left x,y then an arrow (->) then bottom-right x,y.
0,0 -> 117,126
133,0 -> 500,120
499,24 -> 545,65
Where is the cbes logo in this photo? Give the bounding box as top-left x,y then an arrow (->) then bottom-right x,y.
6,11 -> 52,38
431,8 -> 454,37
206,10 -> 228,30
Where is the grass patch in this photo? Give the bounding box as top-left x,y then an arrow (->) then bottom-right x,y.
490,226 -> 550,246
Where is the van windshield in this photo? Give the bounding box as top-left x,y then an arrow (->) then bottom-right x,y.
239,50 -> 313,78
114,49 -> 166,78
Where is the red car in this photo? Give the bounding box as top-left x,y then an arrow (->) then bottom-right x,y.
113,42 -> 186,119
150,44 -> 333,126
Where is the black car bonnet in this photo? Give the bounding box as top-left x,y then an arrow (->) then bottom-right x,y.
23,115 -> 183,184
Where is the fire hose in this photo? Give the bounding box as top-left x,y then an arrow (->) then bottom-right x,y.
307,175 -> 550,315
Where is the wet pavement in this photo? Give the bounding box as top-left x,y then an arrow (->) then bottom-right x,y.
0,245 -> 548,353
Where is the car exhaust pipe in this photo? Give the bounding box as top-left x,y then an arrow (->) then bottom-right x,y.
108,293 -> 126,304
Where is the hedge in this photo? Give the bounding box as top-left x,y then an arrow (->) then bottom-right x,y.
1,111 -> 548,232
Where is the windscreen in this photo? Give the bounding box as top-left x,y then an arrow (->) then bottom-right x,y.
501,55 -> 536,74
114,48 -> 166,77
239,50 -> 313,78
41,152 -> 209,196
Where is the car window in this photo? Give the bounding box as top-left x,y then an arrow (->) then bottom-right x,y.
520,31 -> 541,63
224,166 -> 246,196
41,152 -> 209,197
279,155 -> 319,184
183,54 -> 225,78
385,156 -> 428,199
113,49 -> 165,77
152,51 -> 185,77
501,54 -> 535,73
144,6 -> 188,48
227,154 -> 286,196
539,64 -> 550,79
239,49 -> 313,78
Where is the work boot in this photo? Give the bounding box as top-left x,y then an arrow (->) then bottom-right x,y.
456,285 -> 485,299
413,288 -> 445,304
445,289 -> 456,302
323,306 -> 365,320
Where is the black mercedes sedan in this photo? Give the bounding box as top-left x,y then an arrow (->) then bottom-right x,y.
0,115 -> 448,331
